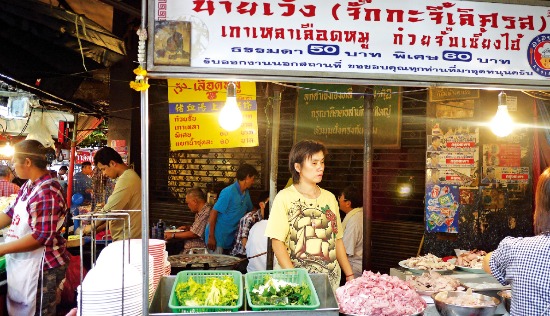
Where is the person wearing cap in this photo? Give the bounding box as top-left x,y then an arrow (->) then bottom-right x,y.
0,139 -> 69,316
0,165 -> 19,197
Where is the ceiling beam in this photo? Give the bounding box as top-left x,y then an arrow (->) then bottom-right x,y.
57,0 -> 75,12
96,0 -> 141,18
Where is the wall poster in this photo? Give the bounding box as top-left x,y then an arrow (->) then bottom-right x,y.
425,184 -> 460,233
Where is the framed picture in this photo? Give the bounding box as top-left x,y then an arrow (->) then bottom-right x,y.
153,21 -> 191,66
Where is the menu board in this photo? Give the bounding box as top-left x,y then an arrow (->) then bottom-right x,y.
167,79 -> 258,150
295,84 -> 401,149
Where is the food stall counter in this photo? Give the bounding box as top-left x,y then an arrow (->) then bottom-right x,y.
149,273 -> 339,315
390,268 -> 510,316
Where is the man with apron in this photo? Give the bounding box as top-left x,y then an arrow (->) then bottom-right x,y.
0,140 -> 69,316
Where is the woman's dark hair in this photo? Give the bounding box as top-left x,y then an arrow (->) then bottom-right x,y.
14,140 -> 49,169
535,167 -> 550,234
256,191 -> 270,220
256,191 -> 269,208
288,140 -> 327,184
93,147 -> 123,166
235,163 -> 259,181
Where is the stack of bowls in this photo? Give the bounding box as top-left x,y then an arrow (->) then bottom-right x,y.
77,262 -> 142,315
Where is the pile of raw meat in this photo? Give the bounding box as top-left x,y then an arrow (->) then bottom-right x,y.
406,271 -> 463,294
336,271 -> 427,316
455,249 -> 487,268
402,253 -> 455,271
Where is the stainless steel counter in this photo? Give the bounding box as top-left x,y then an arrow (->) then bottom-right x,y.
390,268 -> 510,316
149,273 -> 339,315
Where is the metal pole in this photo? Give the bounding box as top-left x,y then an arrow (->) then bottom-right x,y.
140,0 -> 149,313
363,87 -> 374,272
66,113 -> 78,207
266,85 -> 281,270
141,80 -> 150,314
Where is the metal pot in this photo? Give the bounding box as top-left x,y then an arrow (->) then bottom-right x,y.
167,248 -> 243,273
497,290 -> 511,313
431,291 -> 500,316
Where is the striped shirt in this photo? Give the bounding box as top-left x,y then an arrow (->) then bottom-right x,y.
490,234 -> 550,316
183,203 -> 211,250
230,209 -> 262,256
4,173 -> 69,269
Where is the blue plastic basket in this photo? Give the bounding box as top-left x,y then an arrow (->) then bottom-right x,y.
168,270 -> 243,313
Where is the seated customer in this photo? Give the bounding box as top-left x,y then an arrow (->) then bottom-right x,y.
164,187 -> 211,251
231,191 -> 270,257
245,195 -> 273,272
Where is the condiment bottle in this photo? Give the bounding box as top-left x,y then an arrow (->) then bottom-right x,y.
157,219 -> 165,240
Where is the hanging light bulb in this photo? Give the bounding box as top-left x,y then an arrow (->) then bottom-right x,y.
218,82 -> 243,131
490,91 -> 513,137
1,142 -> 14,157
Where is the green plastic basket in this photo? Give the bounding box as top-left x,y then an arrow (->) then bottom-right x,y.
245,268 -> 320,311
168,270 -> 243,313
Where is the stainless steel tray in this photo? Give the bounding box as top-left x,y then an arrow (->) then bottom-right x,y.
149,273 -> 339,315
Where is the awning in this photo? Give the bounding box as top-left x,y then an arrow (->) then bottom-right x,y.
0,0 -> 127,115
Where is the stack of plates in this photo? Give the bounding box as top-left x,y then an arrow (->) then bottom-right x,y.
148,239 -> 166,293
162,249 -> 171,276
77,262 -> 143,315
163,259 -> 171,276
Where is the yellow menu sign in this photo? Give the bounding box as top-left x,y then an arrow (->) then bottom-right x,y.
168,79 -> 258,150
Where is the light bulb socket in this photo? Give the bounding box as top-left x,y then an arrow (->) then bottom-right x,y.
498,91 -> 507,106
227,82 -> 236,98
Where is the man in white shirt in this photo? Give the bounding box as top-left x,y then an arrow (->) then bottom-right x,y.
338,186 -> 363,278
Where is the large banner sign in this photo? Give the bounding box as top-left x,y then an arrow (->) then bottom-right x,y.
168,79 -> 259,151
149,0 -> 550,86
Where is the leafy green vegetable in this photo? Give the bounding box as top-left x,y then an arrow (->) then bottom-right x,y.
250,275 -> 311,306
175,276 -> 239,307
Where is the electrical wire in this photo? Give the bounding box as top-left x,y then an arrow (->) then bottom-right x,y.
16,108 -> 34,137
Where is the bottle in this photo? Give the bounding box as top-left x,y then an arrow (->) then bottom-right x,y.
151,225 -> 158,239
157,219 -> 165,240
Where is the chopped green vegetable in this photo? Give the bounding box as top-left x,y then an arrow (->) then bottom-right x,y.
175,276 -> 239,307
250,275 -> 311,306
